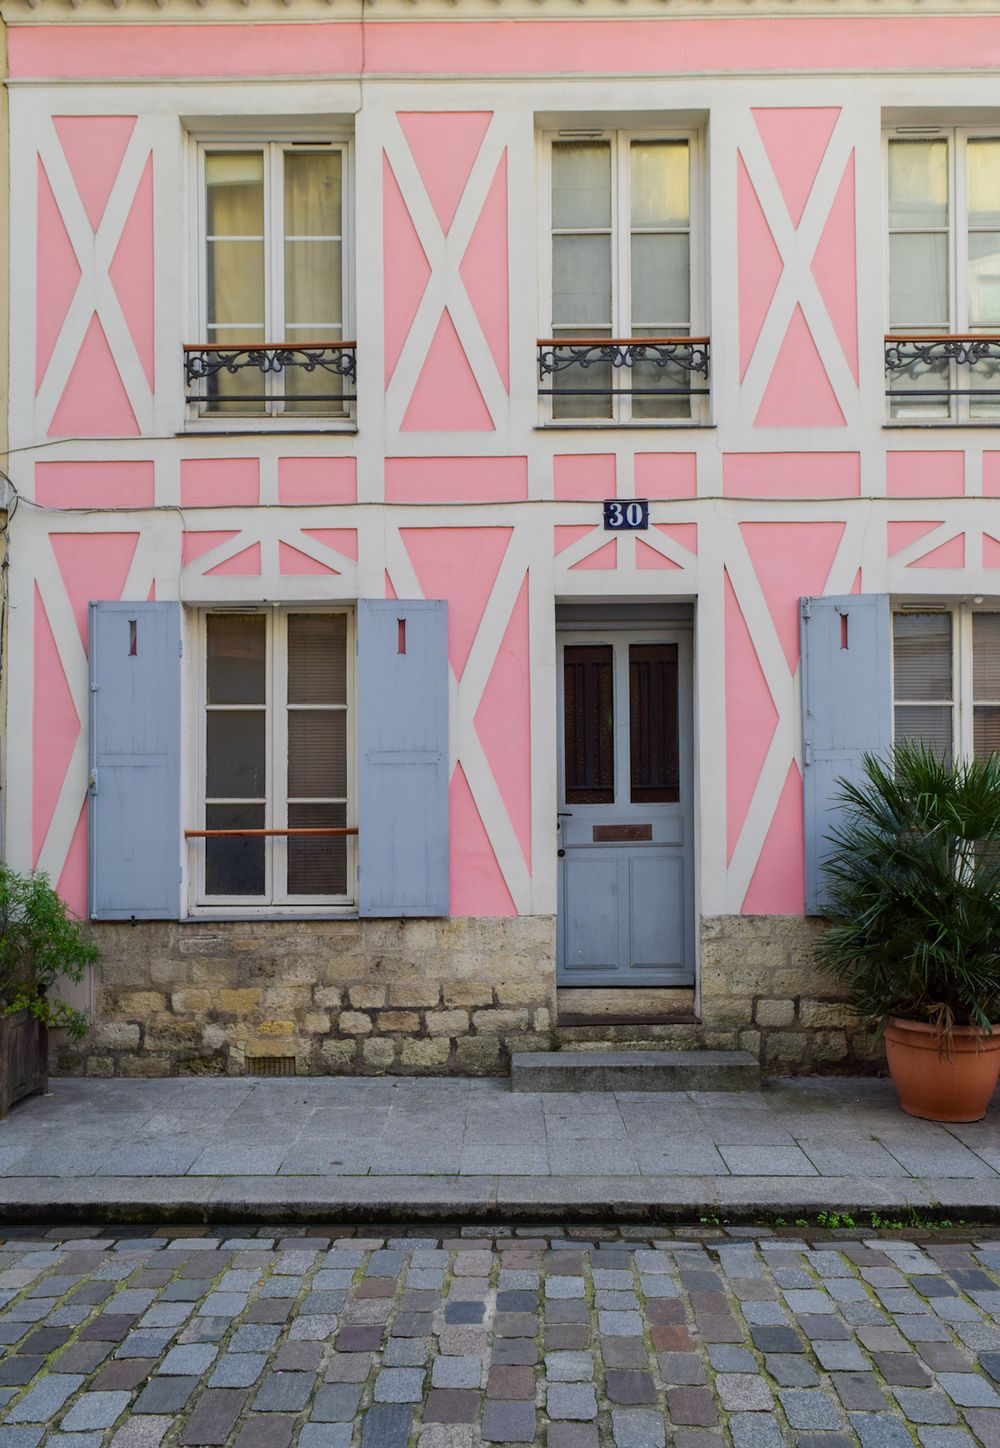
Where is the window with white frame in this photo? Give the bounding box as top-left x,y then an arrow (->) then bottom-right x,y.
885,129 -> 1000,421
892,607 -> 1000,761
196,610 -> 354,908
190,139 -> 352,420
540,130 -> 705,423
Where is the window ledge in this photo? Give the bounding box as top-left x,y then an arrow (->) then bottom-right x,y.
180,424 -> 358,437
534,422 -> 716,432
883,421 -> 1000,430
183,912 -> 359,922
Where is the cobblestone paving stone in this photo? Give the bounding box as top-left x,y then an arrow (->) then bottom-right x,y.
0,1226 -> 1000,1445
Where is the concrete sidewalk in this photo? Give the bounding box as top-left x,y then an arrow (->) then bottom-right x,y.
0,1075 -> 998,1223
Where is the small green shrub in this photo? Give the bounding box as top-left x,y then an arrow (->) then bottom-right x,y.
0,867 -> 97,1038
815,743 -> 1000,1039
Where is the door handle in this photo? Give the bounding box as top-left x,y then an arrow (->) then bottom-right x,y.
557,811 -> 573,817
557,848 -> 566,858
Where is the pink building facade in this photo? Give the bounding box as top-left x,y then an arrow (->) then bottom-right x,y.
4,0 -> 1000,1076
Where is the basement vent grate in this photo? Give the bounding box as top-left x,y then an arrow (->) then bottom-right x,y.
246,1055 -> 297,1077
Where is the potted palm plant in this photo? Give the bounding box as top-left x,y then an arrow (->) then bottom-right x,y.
0,866 -> 95,1116
816,742 -> 1000,1122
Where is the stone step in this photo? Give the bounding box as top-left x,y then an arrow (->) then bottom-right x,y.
509,1048 -> 760,1094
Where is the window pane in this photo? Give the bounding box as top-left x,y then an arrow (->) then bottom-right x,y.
630,325 -> 692,421
631,233 -> 689,326
889,233 -> 949,328
895,704 -> 952,759
287,614 -> 347,705
206,151 -> 264,236
630,140 -> 689,227
550,328 -> 613,421
973,613 -> 1000,698
287,711 -> 347,798
552,235 -> 612,326
974,707 -> 1000,760
205,803 -> 265,896
894,613 -> 952,701
287,802 -> 347,896
206,710 -> 266,798
967,139 -> 1000,229
207,614 -> 266,705
284,150 -> 342,238
285,241 -> 342,330
888,139 -> 948,228
563,645 -> 614,805
629,644 -> 679,803
968,232 -> 1000,327
552,141 -> 611,229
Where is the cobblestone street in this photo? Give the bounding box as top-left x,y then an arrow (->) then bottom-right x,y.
1,1223 -> 1000,1447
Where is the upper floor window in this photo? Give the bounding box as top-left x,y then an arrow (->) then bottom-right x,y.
539,131 -> 708,425
186,139 -> 355,423
893,607 -> 1000,761
885,129 -> 1000,422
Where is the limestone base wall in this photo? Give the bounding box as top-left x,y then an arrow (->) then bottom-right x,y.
699,915 -> 883,1075
57,916 -> 556,1078
54,913 -> 884,1078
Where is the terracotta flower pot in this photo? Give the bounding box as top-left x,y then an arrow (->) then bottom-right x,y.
884,1017 -> 1000,1123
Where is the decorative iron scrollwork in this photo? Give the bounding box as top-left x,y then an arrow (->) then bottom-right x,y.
884,335 -> 1000,403
184,342 -> 357,406
537,338 -> 710,398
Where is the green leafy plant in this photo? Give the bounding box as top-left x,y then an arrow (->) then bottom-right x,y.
0,867 -> 96,1039
817,1211 -> 856,1230
815,742 -> 1000,1040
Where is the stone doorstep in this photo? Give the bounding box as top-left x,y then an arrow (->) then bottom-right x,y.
556,988 -> 696,1024
509,1049 -> 761,1094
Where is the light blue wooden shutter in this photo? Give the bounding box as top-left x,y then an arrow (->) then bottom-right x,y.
357,599 -> 449,917
89,602 -> 182,920
800,594 -> 892,915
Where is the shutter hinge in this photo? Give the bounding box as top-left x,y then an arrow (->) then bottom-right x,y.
803,740 -> 812,768
88,770 -> 98,796
801,597 -> 812,621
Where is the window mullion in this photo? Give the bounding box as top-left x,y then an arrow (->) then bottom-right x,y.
268,144 -> 284,417
957,605 -> 975,763
950,130 -> 968,422
615,134 -> 628,425
271,609 -> 288,903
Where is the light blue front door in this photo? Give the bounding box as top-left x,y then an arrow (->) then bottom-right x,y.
556,627 -> 694,988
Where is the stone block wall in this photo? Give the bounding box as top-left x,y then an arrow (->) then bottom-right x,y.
55,916 -> 556,1078
53,911 -> 885,1078
699,915 -> 883,1075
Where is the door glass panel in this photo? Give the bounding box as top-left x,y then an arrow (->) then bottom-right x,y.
552,140 -> 612,228
893,613 -> 952,700
563,645 -> 614,804
629,644 -> 680,804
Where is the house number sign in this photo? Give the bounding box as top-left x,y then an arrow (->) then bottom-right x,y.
603,499 -> 649,530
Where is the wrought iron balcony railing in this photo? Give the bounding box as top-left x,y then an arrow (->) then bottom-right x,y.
884,333 -> 1000,417
184,341 -> 357,416
538,337 -> 709,421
